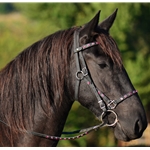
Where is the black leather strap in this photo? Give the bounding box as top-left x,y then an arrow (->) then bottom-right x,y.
73,30 -> 81,100
73,30 -> 107,112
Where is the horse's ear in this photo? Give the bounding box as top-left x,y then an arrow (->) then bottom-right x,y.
99,9 -> 118,32
79,10 -> 100,45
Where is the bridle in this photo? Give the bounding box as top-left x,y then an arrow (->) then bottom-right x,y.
73,30 -> 137,113
0,30 -> 137,141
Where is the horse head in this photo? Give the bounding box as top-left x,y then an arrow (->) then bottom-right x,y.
71,9 -> 147,141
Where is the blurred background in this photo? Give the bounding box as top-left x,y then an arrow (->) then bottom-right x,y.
0,2 -> 150,147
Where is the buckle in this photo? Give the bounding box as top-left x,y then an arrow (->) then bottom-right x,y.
76,67 -> 88,80
82,67 -> 88,76
107,100 -> 117,110
98,100 -> 107,112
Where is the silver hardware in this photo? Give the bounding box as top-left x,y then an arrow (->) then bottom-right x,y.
76,67 -> 88,80
76,47 -> 82,52
101,110 -> 118,127
107,100 -> 117,109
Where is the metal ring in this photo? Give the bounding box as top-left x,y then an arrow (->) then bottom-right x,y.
76,71 -> 84,80
101,110 -> 118,127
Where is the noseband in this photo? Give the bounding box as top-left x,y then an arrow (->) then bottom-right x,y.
73,30 -> 137,126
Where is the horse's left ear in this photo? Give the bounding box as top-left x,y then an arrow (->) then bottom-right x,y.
99,9 -> 118,32
79,10 -> 100,45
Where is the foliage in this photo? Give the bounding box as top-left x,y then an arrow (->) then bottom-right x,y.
0,3 -> 150,146
0,3 -> 14,13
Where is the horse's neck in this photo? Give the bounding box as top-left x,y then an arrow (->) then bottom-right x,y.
15,98 -> 72,146
0,98 -> 73,146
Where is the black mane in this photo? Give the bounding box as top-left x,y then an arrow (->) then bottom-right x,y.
0,27 -> 77,134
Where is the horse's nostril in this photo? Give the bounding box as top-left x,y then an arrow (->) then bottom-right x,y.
134,119 -> 142,135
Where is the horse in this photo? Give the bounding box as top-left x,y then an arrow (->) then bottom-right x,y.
0,9 -> 147,146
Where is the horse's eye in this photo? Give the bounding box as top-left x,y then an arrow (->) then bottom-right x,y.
99,63 -> 107,69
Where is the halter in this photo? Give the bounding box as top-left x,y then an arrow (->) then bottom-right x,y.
73,30 -> 137,113
0,30 -> 137,141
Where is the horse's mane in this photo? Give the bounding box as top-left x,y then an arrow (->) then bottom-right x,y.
96,33 -> 122,68
0,27 -> 78,134
0,26 -> 122,139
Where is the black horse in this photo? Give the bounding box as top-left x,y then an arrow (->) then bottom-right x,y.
0,9 -> 147,146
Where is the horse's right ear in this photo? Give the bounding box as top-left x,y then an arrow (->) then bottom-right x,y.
99,9 -> 118,32
79,10 -> 100,45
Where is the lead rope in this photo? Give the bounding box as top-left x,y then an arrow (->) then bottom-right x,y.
29,121 -> 106,141
0,118 -> 107,141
